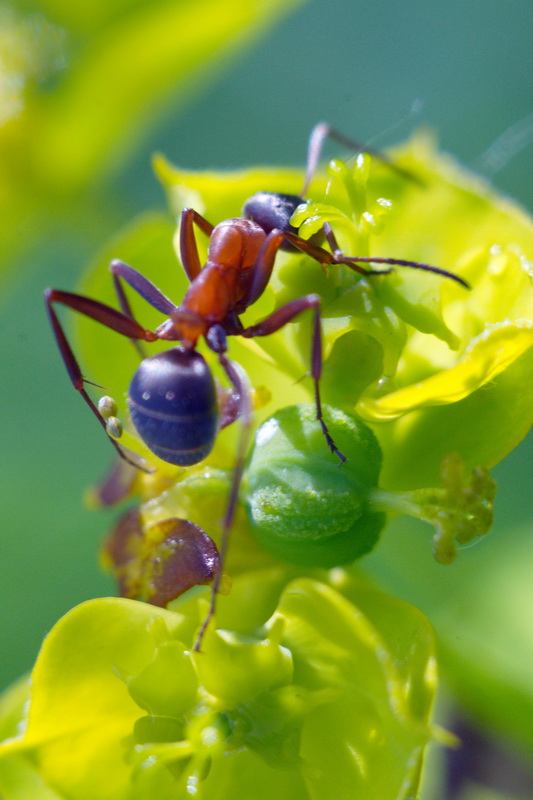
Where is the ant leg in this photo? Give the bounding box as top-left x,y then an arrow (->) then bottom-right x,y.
322,222 -> 356,265
282,229 -> 389,276
240,229 -> 286,307
44,288 -> 158,470
111,266 -> 147,360
283,229 -> 469,288
108,258 -> 184,360
301,121 -> 423,197
214,354 -> 251,561
179,208 -> 215,282
242,294 -> 346,463
302,122 -> 365,196
110,260 -> 178,315
320,222 -> 392,277
194,328 -> 252,651
110,260 -> 182,356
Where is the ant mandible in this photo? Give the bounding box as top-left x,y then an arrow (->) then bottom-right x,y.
45,122 -> 468,649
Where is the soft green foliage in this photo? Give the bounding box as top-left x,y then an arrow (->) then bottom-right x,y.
1,132 -> 532,796
2,0 -> 529,795
380,517 -> 533,754
0,574 -> 438,799
0,0 -> 303,281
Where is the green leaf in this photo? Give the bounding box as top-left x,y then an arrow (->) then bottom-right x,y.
0,0 -> 305,282
0,599 -> 188,800
273,576 -> 438,800
33,0 -> 307,189
366,515 -> 533,754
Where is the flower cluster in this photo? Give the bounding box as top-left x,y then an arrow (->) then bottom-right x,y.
0,571 -> 439,799
1,135 -> 532,798
90,133 -> 531,568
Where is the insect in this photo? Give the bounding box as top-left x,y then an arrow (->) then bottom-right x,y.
45,123 -> 468,648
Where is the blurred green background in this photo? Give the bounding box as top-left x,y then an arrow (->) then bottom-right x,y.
1,0 -> 532,790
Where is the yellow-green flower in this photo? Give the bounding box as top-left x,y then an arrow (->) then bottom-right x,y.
3,135 -> 529,798
72,133 -> 530,568
152,133 -> 533,492
0,571 -> 439,800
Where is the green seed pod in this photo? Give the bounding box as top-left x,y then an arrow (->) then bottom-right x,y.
245,404 -> 385,567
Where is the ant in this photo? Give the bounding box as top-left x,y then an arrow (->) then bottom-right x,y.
45,123 -> 468,649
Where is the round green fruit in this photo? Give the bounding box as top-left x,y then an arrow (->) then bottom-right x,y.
245,404 -> 385,567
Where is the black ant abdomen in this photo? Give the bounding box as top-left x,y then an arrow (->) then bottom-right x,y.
128,348 -> 219,466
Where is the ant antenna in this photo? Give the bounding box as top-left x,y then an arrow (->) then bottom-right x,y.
475,112 -> 533,176
301,121 -> 424,198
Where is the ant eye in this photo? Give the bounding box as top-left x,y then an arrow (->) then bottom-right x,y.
245,404 -> 385,567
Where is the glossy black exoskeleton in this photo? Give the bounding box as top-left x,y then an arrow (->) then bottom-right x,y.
243,192 -> 304,251
128,348 -> 219,465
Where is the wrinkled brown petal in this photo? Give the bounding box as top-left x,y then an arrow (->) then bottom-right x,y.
142,518 -> 220,607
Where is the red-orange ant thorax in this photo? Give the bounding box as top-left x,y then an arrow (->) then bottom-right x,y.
181,218 -> 266,326
159,310 -> 205,347
207,218 -> 266,270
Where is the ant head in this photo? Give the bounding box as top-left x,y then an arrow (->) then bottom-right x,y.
243,192 -> 304,238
